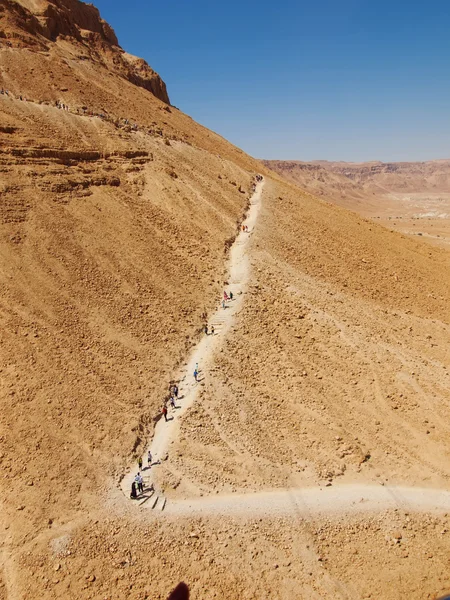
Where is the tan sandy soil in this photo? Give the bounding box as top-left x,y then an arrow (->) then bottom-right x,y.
1,2 -> 450,599
14,509 -> 450,599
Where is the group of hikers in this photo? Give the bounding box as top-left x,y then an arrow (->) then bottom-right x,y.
251,174 -> 263,192
161,382 -> 179,422
130,450 -> 153,499
130,381 -> 181,497
203,323 -> 215,335
0,88 -> 170,140
55,100 -> 70,111
222,289 -> 234,309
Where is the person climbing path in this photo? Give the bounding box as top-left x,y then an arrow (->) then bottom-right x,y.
135,473 -> 144,495
162,404 -> 168,422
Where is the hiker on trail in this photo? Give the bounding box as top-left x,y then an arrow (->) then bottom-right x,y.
147,450 -> 152,466
222,300 -> 226,309
138,457 -> 143,471
135,473 -> 144,494
173,384 -> 179,398
229,291 -> 233,300
242,225 -> 245,232
211,325 -> 215,335
130,481 -> 137,499
204,324 -> 208,335
194,368 -> 199,382
169,395 -> 177,409
162,404 -> 168,422
224,291 -> 229,301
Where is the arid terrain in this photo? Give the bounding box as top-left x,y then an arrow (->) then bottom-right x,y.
1,1 -> 450,599
264,159 -> 450,248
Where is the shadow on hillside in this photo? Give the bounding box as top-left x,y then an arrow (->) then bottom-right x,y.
167,582 -> 189,600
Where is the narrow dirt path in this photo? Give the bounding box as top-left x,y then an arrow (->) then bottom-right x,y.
165,483 -> 450,518
120,177 -> 265,503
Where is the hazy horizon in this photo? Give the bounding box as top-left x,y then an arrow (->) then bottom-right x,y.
260,156 -> 450,163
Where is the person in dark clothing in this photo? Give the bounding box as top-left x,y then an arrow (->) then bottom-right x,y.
130,481 -> 137,499
138,457 -> 143,471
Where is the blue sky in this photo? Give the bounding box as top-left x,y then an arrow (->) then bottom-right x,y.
93,0 -> 450,162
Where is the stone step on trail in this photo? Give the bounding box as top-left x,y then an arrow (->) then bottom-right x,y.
138,490 -> 154,506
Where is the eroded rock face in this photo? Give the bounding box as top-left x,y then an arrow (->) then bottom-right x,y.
1,0 -> 170,104
16,0 -> 119,44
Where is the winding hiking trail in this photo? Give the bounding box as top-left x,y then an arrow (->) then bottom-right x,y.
120,175 -> 450,518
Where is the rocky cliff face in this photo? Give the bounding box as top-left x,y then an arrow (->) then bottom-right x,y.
0,0 -> 170,103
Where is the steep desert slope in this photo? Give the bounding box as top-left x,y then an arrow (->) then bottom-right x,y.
264,159 -> 450,247
1,1 -> 450,599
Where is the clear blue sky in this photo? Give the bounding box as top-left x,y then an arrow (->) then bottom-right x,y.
93,0 -> 450,162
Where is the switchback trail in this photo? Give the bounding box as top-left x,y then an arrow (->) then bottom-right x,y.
120,176 -> 265,505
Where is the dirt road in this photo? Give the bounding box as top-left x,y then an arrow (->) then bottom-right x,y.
166,483 -> 450,518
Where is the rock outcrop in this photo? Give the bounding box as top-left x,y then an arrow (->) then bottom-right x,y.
0,0 -> 170,103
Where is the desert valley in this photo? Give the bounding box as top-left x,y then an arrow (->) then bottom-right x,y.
1,1 -> 450,599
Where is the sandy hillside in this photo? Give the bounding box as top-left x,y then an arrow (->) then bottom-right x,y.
1,1 -> 450,599
264,159 -> 450,248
